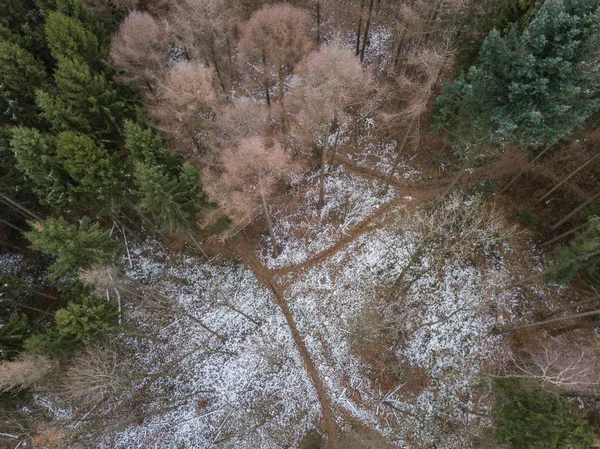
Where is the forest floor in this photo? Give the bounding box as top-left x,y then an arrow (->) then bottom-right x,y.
34,121 -> 599,449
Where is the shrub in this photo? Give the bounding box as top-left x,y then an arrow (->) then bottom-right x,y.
494,378 -> 595,449
517,209 -> 540,228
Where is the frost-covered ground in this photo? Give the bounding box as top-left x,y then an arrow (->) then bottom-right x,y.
260,165 -> 395,268
89,191 -> 518,448
280,210 -> 516,448
98,248 -> 319,449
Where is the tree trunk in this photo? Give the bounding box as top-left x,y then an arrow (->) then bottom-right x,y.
317,127 -> 332,210
504,308 -> 600,333
0,218 -> 26,234
356,0 -> 366,56
0,194 -> 43,221
278,65 -> 288,134
261,192 -> 279,258
538,152 -> 600,203
439,157 -> 472,201
327,128 -> 342,169
543,295 -> 600,319
539,223 -> 587,248
382,120 -> 413,193
502,142 -> 556,192
210,36 -> 228,97
551,190 -> 600,231
360,0 -> 375,62
264,83 -> 271,107
316,0 -> 321,45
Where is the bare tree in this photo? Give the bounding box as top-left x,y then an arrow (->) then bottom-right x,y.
291,41 -> 372,208
60,345 -> 132,406
382,44 -> 449,192
168,0 -> 235,96
238,2 -> 313,125
216,101 -> 269,145
204,137 -> 298,257
507,336 -> 600,394
148,60 -> 217,154
110,11 -> 169,95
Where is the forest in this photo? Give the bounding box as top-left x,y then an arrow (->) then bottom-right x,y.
1,0 -> 600,447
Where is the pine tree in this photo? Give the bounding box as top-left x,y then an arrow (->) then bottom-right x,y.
25,217 -> 118,280
494,378 -> 595,449
545,216 -> 600,284
133,161 -> 202,233
435,0 -> 600,152
36,57 -> 123,140
55,131 -> 122,206
44,10 -> 102,65
123,119 -> 180,170
11,127 -> 69,205
0,40 -> 48,126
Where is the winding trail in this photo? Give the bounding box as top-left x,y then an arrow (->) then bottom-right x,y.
233,239 -> 340,449
201,148 -> 526,447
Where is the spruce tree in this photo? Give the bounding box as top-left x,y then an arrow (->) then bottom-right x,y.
25,217 -> 118,280
44,11 -> 101,65
545,216 -> 600,284
36,57 -> 123,139
133,161 -> 202,233
435,0 -> 600,152
55,131 -> 122,207
11,127 -> 68,205
0,40 -> 47,126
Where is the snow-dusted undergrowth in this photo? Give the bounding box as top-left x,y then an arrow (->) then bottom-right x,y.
100,248 -> 319,449
260,165 -> 395,268
90,194 -> 514,449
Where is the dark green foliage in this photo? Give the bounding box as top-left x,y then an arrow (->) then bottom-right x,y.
134,161 -> 203,233
36,57 -> 123,139
11,127 -> 68,205
545,216 -> 600,284
0,0 -> 52,69
0,40 -> 48,126
0,313 -> 29,360
25,217 -> 118,280
44,11 -> 101,64
517,209 -> 540,228
435,0 -> 600,153
494,378 -> 595,449
0,127 -> 25,193
24,297 -> 115,353
495,0 -> 541,34
123,120 -> 181,170
55,131 -> 122,206
54,297 -> 114,343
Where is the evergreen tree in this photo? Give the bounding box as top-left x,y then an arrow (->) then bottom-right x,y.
0,0 -> 52,68
44,11 -> 101,65
0,40 -> 47,126
494,378 -> 595,449
123,119 -> 179,169
55,131 -> 122,207
0,313 -> 28,360
11,127 -> 68,205
133,161 -> 202,233
36,57 -> 123,140
0,128 -> 24,194
435,0 -> 600,152
25,217 -> 118,280
545,216 -> 600,284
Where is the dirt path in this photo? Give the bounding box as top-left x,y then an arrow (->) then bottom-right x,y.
271,150 -> 525,276
232,239 -> 340,449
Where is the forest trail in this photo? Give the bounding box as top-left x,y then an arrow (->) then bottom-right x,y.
232,238 -> 340,449
272,148 -> 526,276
